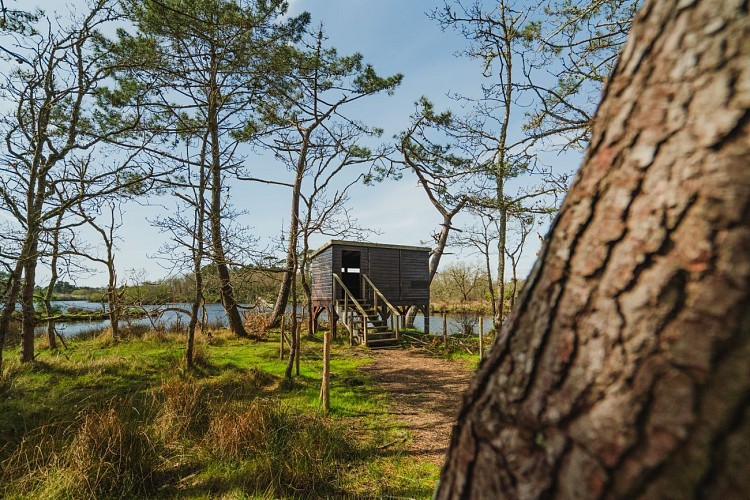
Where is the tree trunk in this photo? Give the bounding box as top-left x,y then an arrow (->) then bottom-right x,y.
437,1 -> 750,497
44,244 -> 59,350
20,240 -> 38,363
207,80 -> 249,339
494,207 -> 507,331
484,243 -> 496,320
0,258 -> 25,371
187,267 -> 203,369
406,208 -> 462,328
268,140 -> 307,329
285,255 -> 299,379
107,260 -> 119,341
187,138 -> 208,369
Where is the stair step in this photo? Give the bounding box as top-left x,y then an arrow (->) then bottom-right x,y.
366,331 -> 396,340
366,337 -> 400,349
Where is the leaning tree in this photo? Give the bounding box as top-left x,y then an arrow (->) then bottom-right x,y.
437,0 -> 750,497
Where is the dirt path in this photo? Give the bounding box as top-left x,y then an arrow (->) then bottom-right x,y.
360,348 -> 474,465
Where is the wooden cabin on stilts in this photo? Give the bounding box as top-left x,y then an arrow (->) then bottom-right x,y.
310,240 -> 430,349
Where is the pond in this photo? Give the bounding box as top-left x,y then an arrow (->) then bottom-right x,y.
41,301 -> 495,337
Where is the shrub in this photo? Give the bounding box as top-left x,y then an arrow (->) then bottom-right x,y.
244,311 -> 270,337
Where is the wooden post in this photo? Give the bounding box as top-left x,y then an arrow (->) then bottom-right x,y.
363,313 -> 368,346
479,316 -> 484,359
295,313 -> 300,376
320,325 -> 331,413
424,305 -> 430,335
331,306 -> 337,345
350,311 -> 355,345
280,314 -> 286,359
443,311 -> 448,343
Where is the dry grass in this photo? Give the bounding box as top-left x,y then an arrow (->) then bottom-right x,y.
0,424 -> 61,493
66,406 -> 160,497
202,398 -> 356,496
1,403 -> 160,499
155,378 -> 211,442
204,399 -> 277,460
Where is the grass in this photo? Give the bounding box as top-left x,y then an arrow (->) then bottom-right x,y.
0,326 -> 441,498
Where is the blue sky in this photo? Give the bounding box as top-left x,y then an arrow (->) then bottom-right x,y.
14,0 -> 584,287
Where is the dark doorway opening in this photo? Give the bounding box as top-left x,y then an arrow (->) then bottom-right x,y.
341,250 -> 361,299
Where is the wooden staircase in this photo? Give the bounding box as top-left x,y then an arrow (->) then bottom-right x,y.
336,300 -> 399,349
333,273 -> 401,349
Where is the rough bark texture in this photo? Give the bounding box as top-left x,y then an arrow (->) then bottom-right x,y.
437,0 -> 750,498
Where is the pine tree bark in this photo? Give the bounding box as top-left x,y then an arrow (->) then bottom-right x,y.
437,0 -> 750,497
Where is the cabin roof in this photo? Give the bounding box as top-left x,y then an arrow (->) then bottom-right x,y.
310,239 -> 431,259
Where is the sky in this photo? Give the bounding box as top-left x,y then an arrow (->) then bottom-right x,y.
10,0 -> 585,288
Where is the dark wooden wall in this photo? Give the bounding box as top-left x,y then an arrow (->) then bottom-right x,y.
310,246 -> 333,307
399,249 -> 430,305
311,242 -> 429,308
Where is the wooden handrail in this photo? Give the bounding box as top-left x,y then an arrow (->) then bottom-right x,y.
362,274 -> 400,316
332,274 -> 368,316
362,273 -> 401,339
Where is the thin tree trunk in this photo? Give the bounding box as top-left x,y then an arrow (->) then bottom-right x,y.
406,207 -> 463,327
44,212 -> 63,349
484,242 -> 496,319
437,1 -> 750,496
285,254 -> 299,379
186,267 -> 203,369
493,2 -> 513,332
107,261 -> 119,341
0,258 -> 25,371
20,240 -> 38,363
187,136 -> 208,369
269,139 -> 308,328
207,76 -> 248,339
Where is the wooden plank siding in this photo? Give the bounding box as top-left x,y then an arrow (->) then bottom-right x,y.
310,246 -> 333,307
367,247 -> 401,301
399,249 -> 430,305
310,240 -> 430,309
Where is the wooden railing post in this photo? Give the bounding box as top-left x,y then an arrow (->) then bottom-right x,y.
280,314 -> 286,359
363,314 -> 368,345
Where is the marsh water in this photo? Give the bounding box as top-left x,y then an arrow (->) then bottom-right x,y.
40,301 -> 495,337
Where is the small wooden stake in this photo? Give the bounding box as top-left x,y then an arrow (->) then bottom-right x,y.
478,316 -> 484,359
320,325 -> 331,413
295,315 -> 300,376
443,312 -> 448,343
